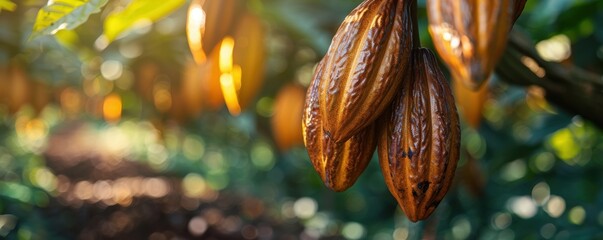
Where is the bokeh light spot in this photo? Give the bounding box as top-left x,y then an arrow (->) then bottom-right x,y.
293,197 -> 317,219
568,206 -> 586,225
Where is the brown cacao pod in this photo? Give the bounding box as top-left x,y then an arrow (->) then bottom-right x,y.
453,79 -> 488,128
186,0 -> 243,64
303,62 -> 377,192
316,0 -> 414,142
378,48 -> 460,222
272,83 -> 306,151
427,0 -> 514,90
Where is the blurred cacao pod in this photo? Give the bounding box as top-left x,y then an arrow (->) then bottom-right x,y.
453,79 -> 488,128
7,63 -> 31,114
303,62 -> 377,192
229,13 -> 266,114
200,38 -> 225,110
0,64 -> 7,108
427,0 -> 514,90
316,0 -> 414,142
378,49 -> 460,222
134,60 -> 160,102
272,83 -> 306,151
181,60 -> 205,117
186,0 -> 243,64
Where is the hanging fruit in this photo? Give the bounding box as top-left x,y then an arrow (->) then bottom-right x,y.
315,0 -> 414,142
186,0 -> 243,64
427,0 -> 516,90
180,60 -> 205,117
271,83 -> 306,151
303,66 -> 377,192
230,13 -> 266,113
378,48 -> 460,222
454,79 -> 489,128
7,63 -> 31,114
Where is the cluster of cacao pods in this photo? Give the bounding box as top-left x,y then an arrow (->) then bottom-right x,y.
185,0 -> 266,116
303,0 -> 526,221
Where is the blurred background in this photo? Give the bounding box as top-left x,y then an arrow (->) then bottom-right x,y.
0,0 -> 602,239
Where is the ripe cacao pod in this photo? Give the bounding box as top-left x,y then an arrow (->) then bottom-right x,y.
230,13 -> 266,113
427,0 -> 514,90
186,0 -> 243,64
303,62 -> 377,192
181,60 -> 205,117
378,48 -> 460,222
200,40 -> 225,110
316,0 -> 414,142
272,83 -> 306,151
453,79 -> 488,128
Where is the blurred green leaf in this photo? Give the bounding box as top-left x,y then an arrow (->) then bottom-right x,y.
103,0 -> 185,42
0,0 -> 16,12
30,0 -> 109,40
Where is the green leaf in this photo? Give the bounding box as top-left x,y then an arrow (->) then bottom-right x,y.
30,0 -> 109,40
0,0 -> 17,12
103,0 -> 185,42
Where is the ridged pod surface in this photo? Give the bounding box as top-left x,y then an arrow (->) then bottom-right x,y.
378,49 -> 460,222
303,61 -> 377,192
317,0 -> 414,142
427,0 -> 514,90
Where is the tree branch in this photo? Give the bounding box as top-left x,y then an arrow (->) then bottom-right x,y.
495,31 -> 603,129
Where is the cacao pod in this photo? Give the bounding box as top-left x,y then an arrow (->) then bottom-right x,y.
230,13 -> 266,113
272,83 -> 306,151
200,41 -> 226,110
453,79 -> 488,128
378,49 -> 460,222
316,0 -> 414,142
427,0 -> 514,90
303,61 -> 377,192
186,0 -> 243,64
7,63 -> 31,114
181,60 -> 205,117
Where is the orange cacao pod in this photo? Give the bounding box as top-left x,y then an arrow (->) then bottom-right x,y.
186,0 -> 243,64
316,0 -> 414,142
303,62 -> 377,192
427,0 -> 514,90
453,79 -> 488,128
230,13 -> 266,113
272,84 -> 306,151
7,63 -> 31,114
199,41 -> 225,110
378,49 -> 460,222
181,60 -> 205,117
